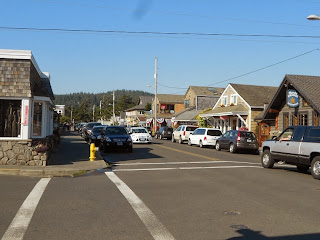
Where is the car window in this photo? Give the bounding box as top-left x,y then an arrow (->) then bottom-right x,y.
229,131 -> 235,137
132,128 -> 147,133
177,126 -> 181,131
304,127 -> 320,142
192,129 -> 199,135
186,126 -> 198,131
292,127 -> 305,142
92,127 -> 104,133
279,128 -> 294,141
197,129 -> 205,135
240,132 -> 256,138
207,130 -> 222,136
222,132 -> 230,137
106,127 -> 128,135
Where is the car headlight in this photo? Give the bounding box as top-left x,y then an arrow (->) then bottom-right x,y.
127,136 -> 132,142
105,137 -> 112,142
92,136 -> 96,139
97,135 -> 101,140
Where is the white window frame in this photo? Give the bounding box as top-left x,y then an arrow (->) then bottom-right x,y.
221,96 -> 228,106
230,94 -> 237,105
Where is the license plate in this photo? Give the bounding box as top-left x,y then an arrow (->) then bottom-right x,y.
247,139 -> 252,142
117,142 -> 123,146
140,138 -> 146,141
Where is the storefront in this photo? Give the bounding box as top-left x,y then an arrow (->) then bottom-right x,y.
257,74 -> 320,139
0,49 -> 55,166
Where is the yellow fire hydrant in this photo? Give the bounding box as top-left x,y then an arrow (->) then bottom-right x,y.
89,143 -> 96,161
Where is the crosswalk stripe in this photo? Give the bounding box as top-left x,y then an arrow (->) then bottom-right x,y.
1,178 -> 51,240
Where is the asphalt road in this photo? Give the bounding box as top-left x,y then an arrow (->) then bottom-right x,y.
1,138 -> 320,240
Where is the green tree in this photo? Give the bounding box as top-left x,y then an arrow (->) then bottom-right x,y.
144,103 -> 152,111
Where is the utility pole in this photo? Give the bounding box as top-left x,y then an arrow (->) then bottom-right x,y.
154,57 -> 158,133
113,91 -> 116,125
71,105 -> 74,131
93,105 -> 95,122
99,100 -> 102,121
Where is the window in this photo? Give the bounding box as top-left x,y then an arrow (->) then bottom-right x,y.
197,129 -> 206,135
33,102 -> 43,137
160,104 -> 175,114
207,130 -> 222,136
0,100 -> 22,137
298,113 -> 308,126
313,112 -> 319,126
283,113 -> 289,129
230,95 -> 237,105
185,100 -> 190,109
290,113 -> 298,126
221,96 -> 228,106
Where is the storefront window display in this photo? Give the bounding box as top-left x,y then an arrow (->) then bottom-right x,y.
0,100 -> 22,137
33,102 -> 42,136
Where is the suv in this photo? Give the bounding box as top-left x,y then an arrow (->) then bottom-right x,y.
155,126 -> 173,140
261,126 -> 320,179
215,130 -> 259,153
188,128 -> 222,148
172,125 -> 198,144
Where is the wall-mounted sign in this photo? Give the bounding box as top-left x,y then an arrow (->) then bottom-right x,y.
23,105 -> 29,125
287,90 -> 299,108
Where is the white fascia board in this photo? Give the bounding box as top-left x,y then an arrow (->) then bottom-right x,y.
0,49 -> 49,79
33,96 -> 53,104
200,111 -> 248,118
250,106 -> 264,109
228,85 -> 251,109
212,84 -> 231,110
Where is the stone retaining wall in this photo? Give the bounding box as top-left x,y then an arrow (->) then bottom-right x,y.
0,137 -> 54,166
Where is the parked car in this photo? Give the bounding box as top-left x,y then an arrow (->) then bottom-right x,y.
82,122 -> 102,141
129,127 -> 152,144
172,125 -> 198,144
87,125 -> 107,146
215,130 -> 259,153
100,126 -> 132,153
155,126 -> 173,140
188,128 -> 222,148
261,126 -> 320,179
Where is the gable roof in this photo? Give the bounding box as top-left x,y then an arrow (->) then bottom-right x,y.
185,86 -> 224,97
125,95 -> 153,112
230,83 -> 278,107
157,94 -> 184,103
174,109 -> 202,121
261,74 -> 320,120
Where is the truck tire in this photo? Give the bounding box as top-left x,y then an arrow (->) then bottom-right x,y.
297,165 -> 309,174
311,156 -> 320,180
261,149 -> 274,168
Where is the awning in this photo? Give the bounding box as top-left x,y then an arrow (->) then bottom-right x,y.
200,105 -> 248,118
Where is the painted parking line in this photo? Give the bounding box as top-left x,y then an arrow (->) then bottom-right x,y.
113,165 -> 262,172
105,172 -> 175,240
113,161 -> 260,166
1,178 -> 51,240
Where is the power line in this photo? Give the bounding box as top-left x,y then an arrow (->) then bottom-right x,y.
166,48 -> 319,94
2,26 -> 320,39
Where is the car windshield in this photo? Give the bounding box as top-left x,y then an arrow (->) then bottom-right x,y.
106,127 -> 128,135
207,130 -> 222,136
92,127 -> 104,133
87,123 -> 102,129
132,128 -> 147,133
186,126 -> 198,131
240,132 -> 256,138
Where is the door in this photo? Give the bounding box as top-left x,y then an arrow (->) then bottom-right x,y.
272,127 -> 296,162
259,122 -> 270,146
220,131 -> 231,148
232,119 -> 237,130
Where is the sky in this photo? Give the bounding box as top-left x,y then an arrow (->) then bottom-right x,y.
1,0 -> 320,95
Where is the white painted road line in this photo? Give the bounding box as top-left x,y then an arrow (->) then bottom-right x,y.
105,172 -> 175,240
112,161 -> 260,166
1,178 -> 51,240
113,165 -> 262,172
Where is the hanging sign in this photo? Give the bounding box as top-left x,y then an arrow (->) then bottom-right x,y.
287,90 -> 299,108
23,105 -> 29,125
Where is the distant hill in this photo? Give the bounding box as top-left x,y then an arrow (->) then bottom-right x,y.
54,90 -> 153,107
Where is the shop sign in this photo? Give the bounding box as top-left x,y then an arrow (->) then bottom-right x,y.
160,104 -> 167,110
23,105 -> 29,125
287,90 -> 299,108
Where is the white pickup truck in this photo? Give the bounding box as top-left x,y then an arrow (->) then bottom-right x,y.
261,126 -> 320,180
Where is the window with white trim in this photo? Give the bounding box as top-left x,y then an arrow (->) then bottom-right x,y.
221,96 -> 228,106
230,94 -> 237,105
0,100 -> 22,137
33,102 -> 43,137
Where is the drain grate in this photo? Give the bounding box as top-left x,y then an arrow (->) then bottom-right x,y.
230,224 -> 249,230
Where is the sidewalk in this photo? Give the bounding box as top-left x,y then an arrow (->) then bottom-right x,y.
0,132 -> 107,177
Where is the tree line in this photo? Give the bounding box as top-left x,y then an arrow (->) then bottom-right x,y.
54,90 -> 153,123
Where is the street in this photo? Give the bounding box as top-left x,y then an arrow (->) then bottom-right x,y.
1,139 -> 320,240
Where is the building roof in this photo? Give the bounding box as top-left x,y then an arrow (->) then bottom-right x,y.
200,105 -> 248,117
186,86 -> 224,97
260,74 -> 320,121
157,94 -> 184,103
174,109 -> 202,121
125,96 -> 153,112
230,83 -> 278,107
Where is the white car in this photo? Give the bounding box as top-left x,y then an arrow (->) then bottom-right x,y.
129,127 -> 152,144
188,128 -> 222,148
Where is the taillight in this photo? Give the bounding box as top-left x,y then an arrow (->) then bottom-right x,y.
183,131 -> 186,136
204,136 -> 207,141
237,132 -> 241,141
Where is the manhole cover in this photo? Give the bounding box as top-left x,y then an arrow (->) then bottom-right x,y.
230,224 -> 249,230
224,211 -> 240,216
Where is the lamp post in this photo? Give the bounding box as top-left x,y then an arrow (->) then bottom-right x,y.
307,14 -> 320,20
154,57 -> 158,134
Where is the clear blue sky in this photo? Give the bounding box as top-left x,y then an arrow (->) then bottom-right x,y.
1,0 -> 320,95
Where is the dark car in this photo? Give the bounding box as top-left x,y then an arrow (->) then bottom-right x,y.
155,126 -> 173,140
87,125 -> 107,146
215,130 -> 259,153
100,126 -> 132,153
82,122 -> 102,141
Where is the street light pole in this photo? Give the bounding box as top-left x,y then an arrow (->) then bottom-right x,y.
154,57 -> 158,134
113,91 -> 116,125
